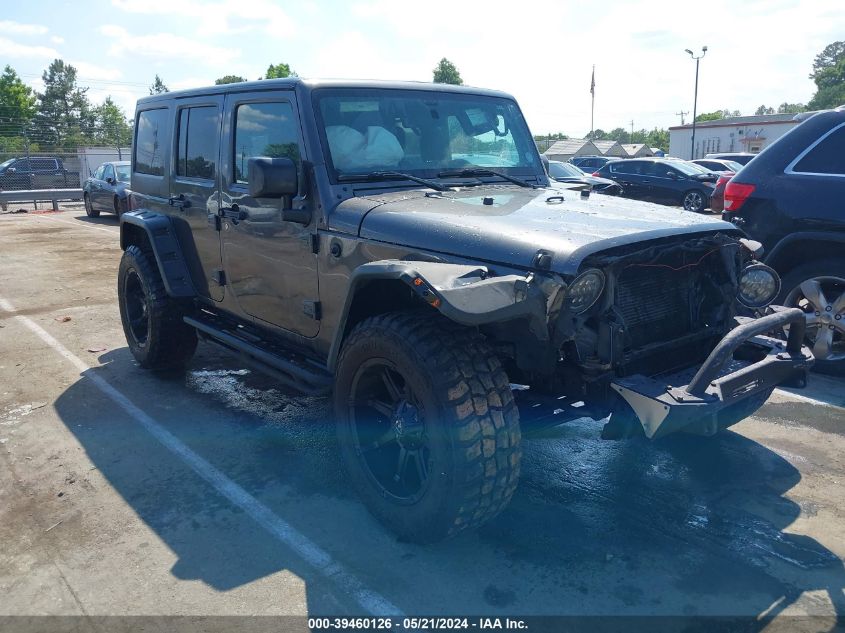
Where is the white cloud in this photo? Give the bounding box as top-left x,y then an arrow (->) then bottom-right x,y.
98,24 -> 240,65
0,37 -> 59,59
110,0 -> 295,37
0,20 -> 49,36
51,35 -> 65,45
70,60 -> 123,81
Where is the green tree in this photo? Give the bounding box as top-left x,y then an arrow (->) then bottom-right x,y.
35,59 -> 94,148
755,105 -> 775,115
215,75 -> 247,85
93,96 -> 132,147
644,128 -> 668,149
808,41 -> 845,110
149,74 -> 169,95
607,127 -> 628,143
432,58 -> 463,85
0,65 -> 37,127
585,129 -> 607,140
694,109 -> 739,122
263,63 -> 296,79
776,102 -> 806,114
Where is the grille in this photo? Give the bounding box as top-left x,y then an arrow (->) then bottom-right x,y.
616,265 -> 698,349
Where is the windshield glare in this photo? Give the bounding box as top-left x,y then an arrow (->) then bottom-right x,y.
674,161 -> 708,176
115,165 -> 131,183
316,90 -> 540,177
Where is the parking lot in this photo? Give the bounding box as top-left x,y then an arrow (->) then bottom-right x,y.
1,208 -> 845,627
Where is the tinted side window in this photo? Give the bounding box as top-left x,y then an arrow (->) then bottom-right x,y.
31,158 -> 56,171
793,124 -> 845,175
176,106 -> 218,180
103,164 -> 115,181
612,161 -> 640,175
135,108 -> 168,176
233,102 -> 301,184
93,165 -> 104,179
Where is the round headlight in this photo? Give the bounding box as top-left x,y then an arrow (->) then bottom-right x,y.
564,269 -> 605,314
737,263 -> 780,308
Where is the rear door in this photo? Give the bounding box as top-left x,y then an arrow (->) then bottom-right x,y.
170,96 -> 225,301
219,90 -> 320,338
608,161 -> 648,200
97,163 -> 115,210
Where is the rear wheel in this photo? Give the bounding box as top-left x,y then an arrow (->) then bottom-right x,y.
779,258 -> 845,376
118,245 -> 197,370
682,189 -> 706,213
84,193 -> 99,218
334,313 -> 521,543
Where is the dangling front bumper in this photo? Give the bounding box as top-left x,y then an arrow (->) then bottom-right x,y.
610,307 -> 813,439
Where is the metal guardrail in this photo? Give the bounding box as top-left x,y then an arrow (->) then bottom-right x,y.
0,188 -> 83,211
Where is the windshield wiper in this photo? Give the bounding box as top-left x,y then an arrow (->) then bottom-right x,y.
337,171 -> 450,192
437,168 -> 537,189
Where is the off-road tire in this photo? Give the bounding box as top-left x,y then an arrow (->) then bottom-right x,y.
334,313 -> 522,543
118,244 -> 197,370
84,193 -> 99,218
778,257 -> 845,376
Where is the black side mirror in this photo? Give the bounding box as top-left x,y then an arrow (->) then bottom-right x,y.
666,171 -> 678,179
248,157 -> 298,198
106,177 -> 114,184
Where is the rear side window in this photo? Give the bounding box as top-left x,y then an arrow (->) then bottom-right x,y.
611,161 -> 640,174
135,108 -> 168,176
31,158 -> 57,170
176,106 -> 218,180
793,124 -> 845,175
233,102 -> 301,184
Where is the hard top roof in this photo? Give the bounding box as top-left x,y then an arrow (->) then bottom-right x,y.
137,78 -> 515,107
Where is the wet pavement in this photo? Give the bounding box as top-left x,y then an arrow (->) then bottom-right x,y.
1,209 -> 844,629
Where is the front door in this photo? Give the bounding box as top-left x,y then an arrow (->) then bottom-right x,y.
170,96 -> 225,301
219,90 -> 320,338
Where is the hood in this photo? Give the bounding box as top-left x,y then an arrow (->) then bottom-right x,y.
332,185 -> 737,275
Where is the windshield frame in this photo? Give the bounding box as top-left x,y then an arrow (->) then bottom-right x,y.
312,87 -> 544,187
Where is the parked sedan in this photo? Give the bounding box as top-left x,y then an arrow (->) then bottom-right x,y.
705,152 -> 756,166
83,161 -> 130,218
547,160 -> 623,195
595,158 -> 717,212
569,155 -> 620,171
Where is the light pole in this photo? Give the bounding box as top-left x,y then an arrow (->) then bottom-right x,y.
685,46 -> 707,159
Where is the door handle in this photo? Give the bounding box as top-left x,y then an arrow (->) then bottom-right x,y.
221,204 -> 247,224
168,194 -> 190,209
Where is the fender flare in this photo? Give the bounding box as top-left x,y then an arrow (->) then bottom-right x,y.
326,260 -> 549,371
765,231 -> 845,270
120,210 -> 196,298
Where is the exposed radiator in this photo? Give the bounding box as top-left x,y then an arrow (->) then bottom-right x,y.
616,266 -> 699,349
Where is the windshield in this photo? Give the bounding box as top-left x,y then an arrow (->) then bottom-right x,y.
0,158 -> 15,171
315,89 -> 540,178
115,164 -> 131,183
548,161 -> 585,178
722,160 -> 743,172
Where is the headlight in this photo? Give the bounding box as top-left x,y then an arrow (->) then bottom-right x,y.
564,269 -> 605,313
737,263 -> 780,308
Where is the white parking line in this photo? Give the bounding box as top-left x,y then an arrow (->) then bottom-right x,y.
30,213 -> 119,235
773,388 -> 844,410
0,294 -> 401,616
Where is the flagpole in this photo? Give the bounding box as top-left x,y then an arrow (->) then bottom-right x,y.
590,65 -> 595,138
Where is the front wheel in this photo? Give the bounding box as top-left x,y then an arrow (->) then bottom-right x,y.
84,193 -> 99,218
682,189 -> 706,213
334,313 -> 522,543
779,258 -> 845,376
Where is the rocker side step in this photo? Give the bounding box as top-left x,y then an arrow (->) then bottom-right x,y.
184,315 -> 333,396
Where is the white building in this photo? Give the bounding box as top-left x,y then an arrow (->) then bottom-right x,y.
668,112 -> 808,160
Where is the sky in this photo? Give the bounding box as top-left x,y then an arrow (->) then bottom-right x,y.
1,0 -> 843,138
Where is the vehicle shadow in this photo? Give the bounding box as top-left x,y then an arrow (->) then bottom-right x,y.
53,345 -> 845,625
485,419 -> 845,627
71,213 -> 119,225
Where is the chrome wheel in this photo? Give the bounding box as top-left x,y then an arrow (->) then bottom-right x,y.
785,276 -> 845,362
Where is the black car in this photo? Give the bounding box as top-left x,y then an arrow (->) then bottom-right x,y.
117,78 -> 811,543
547,160 -> 622,194
0,156 -> 78,190
722,106 -> 845,374
83,160 -> 131,218
595,158 -> 717,212
569,155 -> 620,171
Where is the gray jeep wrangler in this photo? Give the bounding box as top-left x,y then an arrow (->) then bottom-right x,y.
118,79 -> 813,543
